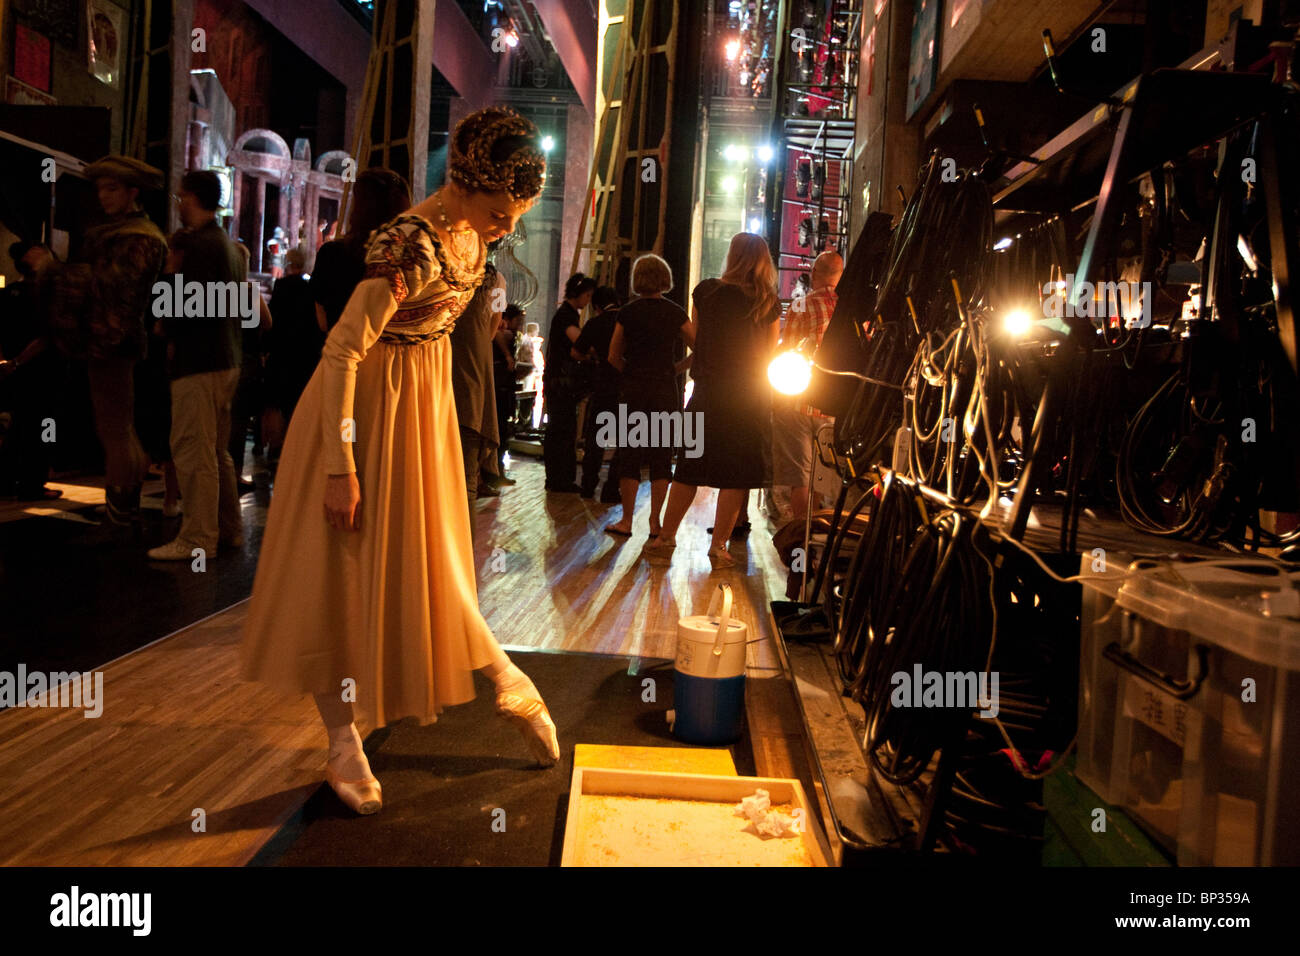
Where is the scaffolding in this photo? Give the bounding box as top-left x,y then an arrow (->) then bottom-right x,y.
774,0 -> 863,299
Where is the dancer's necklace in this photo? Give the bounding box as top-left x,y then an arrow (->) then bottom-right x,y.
434,190 -> 478,264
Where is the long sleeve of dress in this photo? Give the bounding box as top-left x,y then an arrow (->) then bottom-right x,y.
318,277 -> 397,475
318,219 -> 441,475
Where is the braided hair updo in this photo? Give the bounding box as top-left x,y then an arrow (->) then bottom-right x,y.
448,107 -> 547,202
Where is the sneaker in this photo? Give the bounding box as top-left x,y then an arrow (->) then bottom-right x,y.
147,538 -> 209,561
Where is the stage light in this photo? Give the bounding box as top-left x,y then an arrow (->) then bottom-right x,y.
1002,308 -> 1034,337
725,39 -> 740,61
723,143 -> 745,161
756,145 -> 774,162
748,217 -> 762,232
993,236 -> 1013,251
541,135 -> 555,152
720,175 -> 738,194
768,350 -> 814,395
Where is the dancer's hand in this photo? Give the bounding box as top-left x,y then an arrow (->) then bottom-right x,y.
325,473 -> 361,531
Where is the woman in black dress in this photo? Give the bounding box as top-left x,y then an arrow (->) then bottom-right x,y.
644,233 -> 780,569
604,255 -> 693,536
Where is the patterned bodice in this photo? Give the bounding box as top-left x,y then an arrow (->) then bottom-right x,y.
362,214 -> 487,346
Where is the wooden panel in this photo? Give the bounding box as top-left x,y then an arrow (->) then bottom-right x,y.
573,743 -> 737,775
917,0 -> 1100,119
0,608 -> 323,866
561,766 -> 831,865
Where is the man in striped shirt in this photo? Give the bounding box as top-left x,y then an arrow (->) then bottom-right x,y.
773,250 -> 842,524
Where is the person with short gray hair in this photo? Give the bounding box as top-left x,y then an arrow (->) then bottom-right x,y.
604,255 -> 692,536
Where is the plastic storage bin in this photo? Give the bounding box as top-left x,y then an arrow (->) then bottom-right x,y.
1077,554 -> 1300,865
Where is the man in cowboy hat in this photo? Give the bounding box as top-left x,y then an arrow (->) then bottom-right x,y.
30,154 -> 168,524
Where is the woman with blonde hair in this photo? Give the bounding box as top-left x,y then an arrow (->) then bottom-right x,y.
644,233 -> 779,569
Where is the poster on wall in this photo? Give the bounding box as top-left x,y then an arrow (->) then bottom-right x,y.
14,24 -> 53,92
906,0 -> 941,120
6,75 -> 58,105
86,0 -> 125,88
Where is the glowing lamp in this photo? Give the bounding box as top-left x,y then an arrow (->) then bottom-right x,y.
1002,308 -> 1034,337
768,350 -> 814,395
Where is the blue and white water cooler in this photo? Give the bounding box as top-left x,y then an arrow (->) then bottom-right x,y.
670,583 -> 748,744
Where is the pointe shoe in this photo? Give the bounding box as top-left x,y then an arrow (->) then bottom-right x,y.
324,764 -> 383,815
495,691 -> 560,767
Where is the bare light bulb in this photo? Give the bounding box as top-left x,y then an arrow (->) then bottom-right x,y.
768,351 -> 813,395
1003,309 -> 1034,337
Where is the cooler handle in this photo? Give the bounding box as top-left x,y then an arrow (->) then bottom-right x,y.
706,583 -> 734,657
1102,642 -> 1208,700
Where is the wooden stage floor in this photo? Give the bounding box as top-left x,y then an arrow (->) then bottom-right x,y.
0,457 -> 804,865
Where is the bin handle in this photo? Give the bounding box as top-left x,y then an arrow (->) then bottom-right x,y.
706,583 -> 734,657
1102,642 -> 1208,700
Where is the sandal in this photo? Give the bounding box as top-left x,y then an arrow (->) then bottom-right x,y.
708,547 -> 736,570
642,538 -> 676,565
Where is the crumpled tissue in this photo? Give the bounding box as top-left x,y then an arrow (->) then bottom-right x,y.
734,788 -> 798,838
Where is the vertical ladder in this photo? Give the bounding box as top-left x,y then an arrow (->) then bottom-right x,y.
571,0 -> 678,287
341,0 -> 436,223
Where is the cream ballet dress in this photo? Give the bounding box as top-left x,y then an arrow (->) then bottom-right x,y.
240,214 -> 501,728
